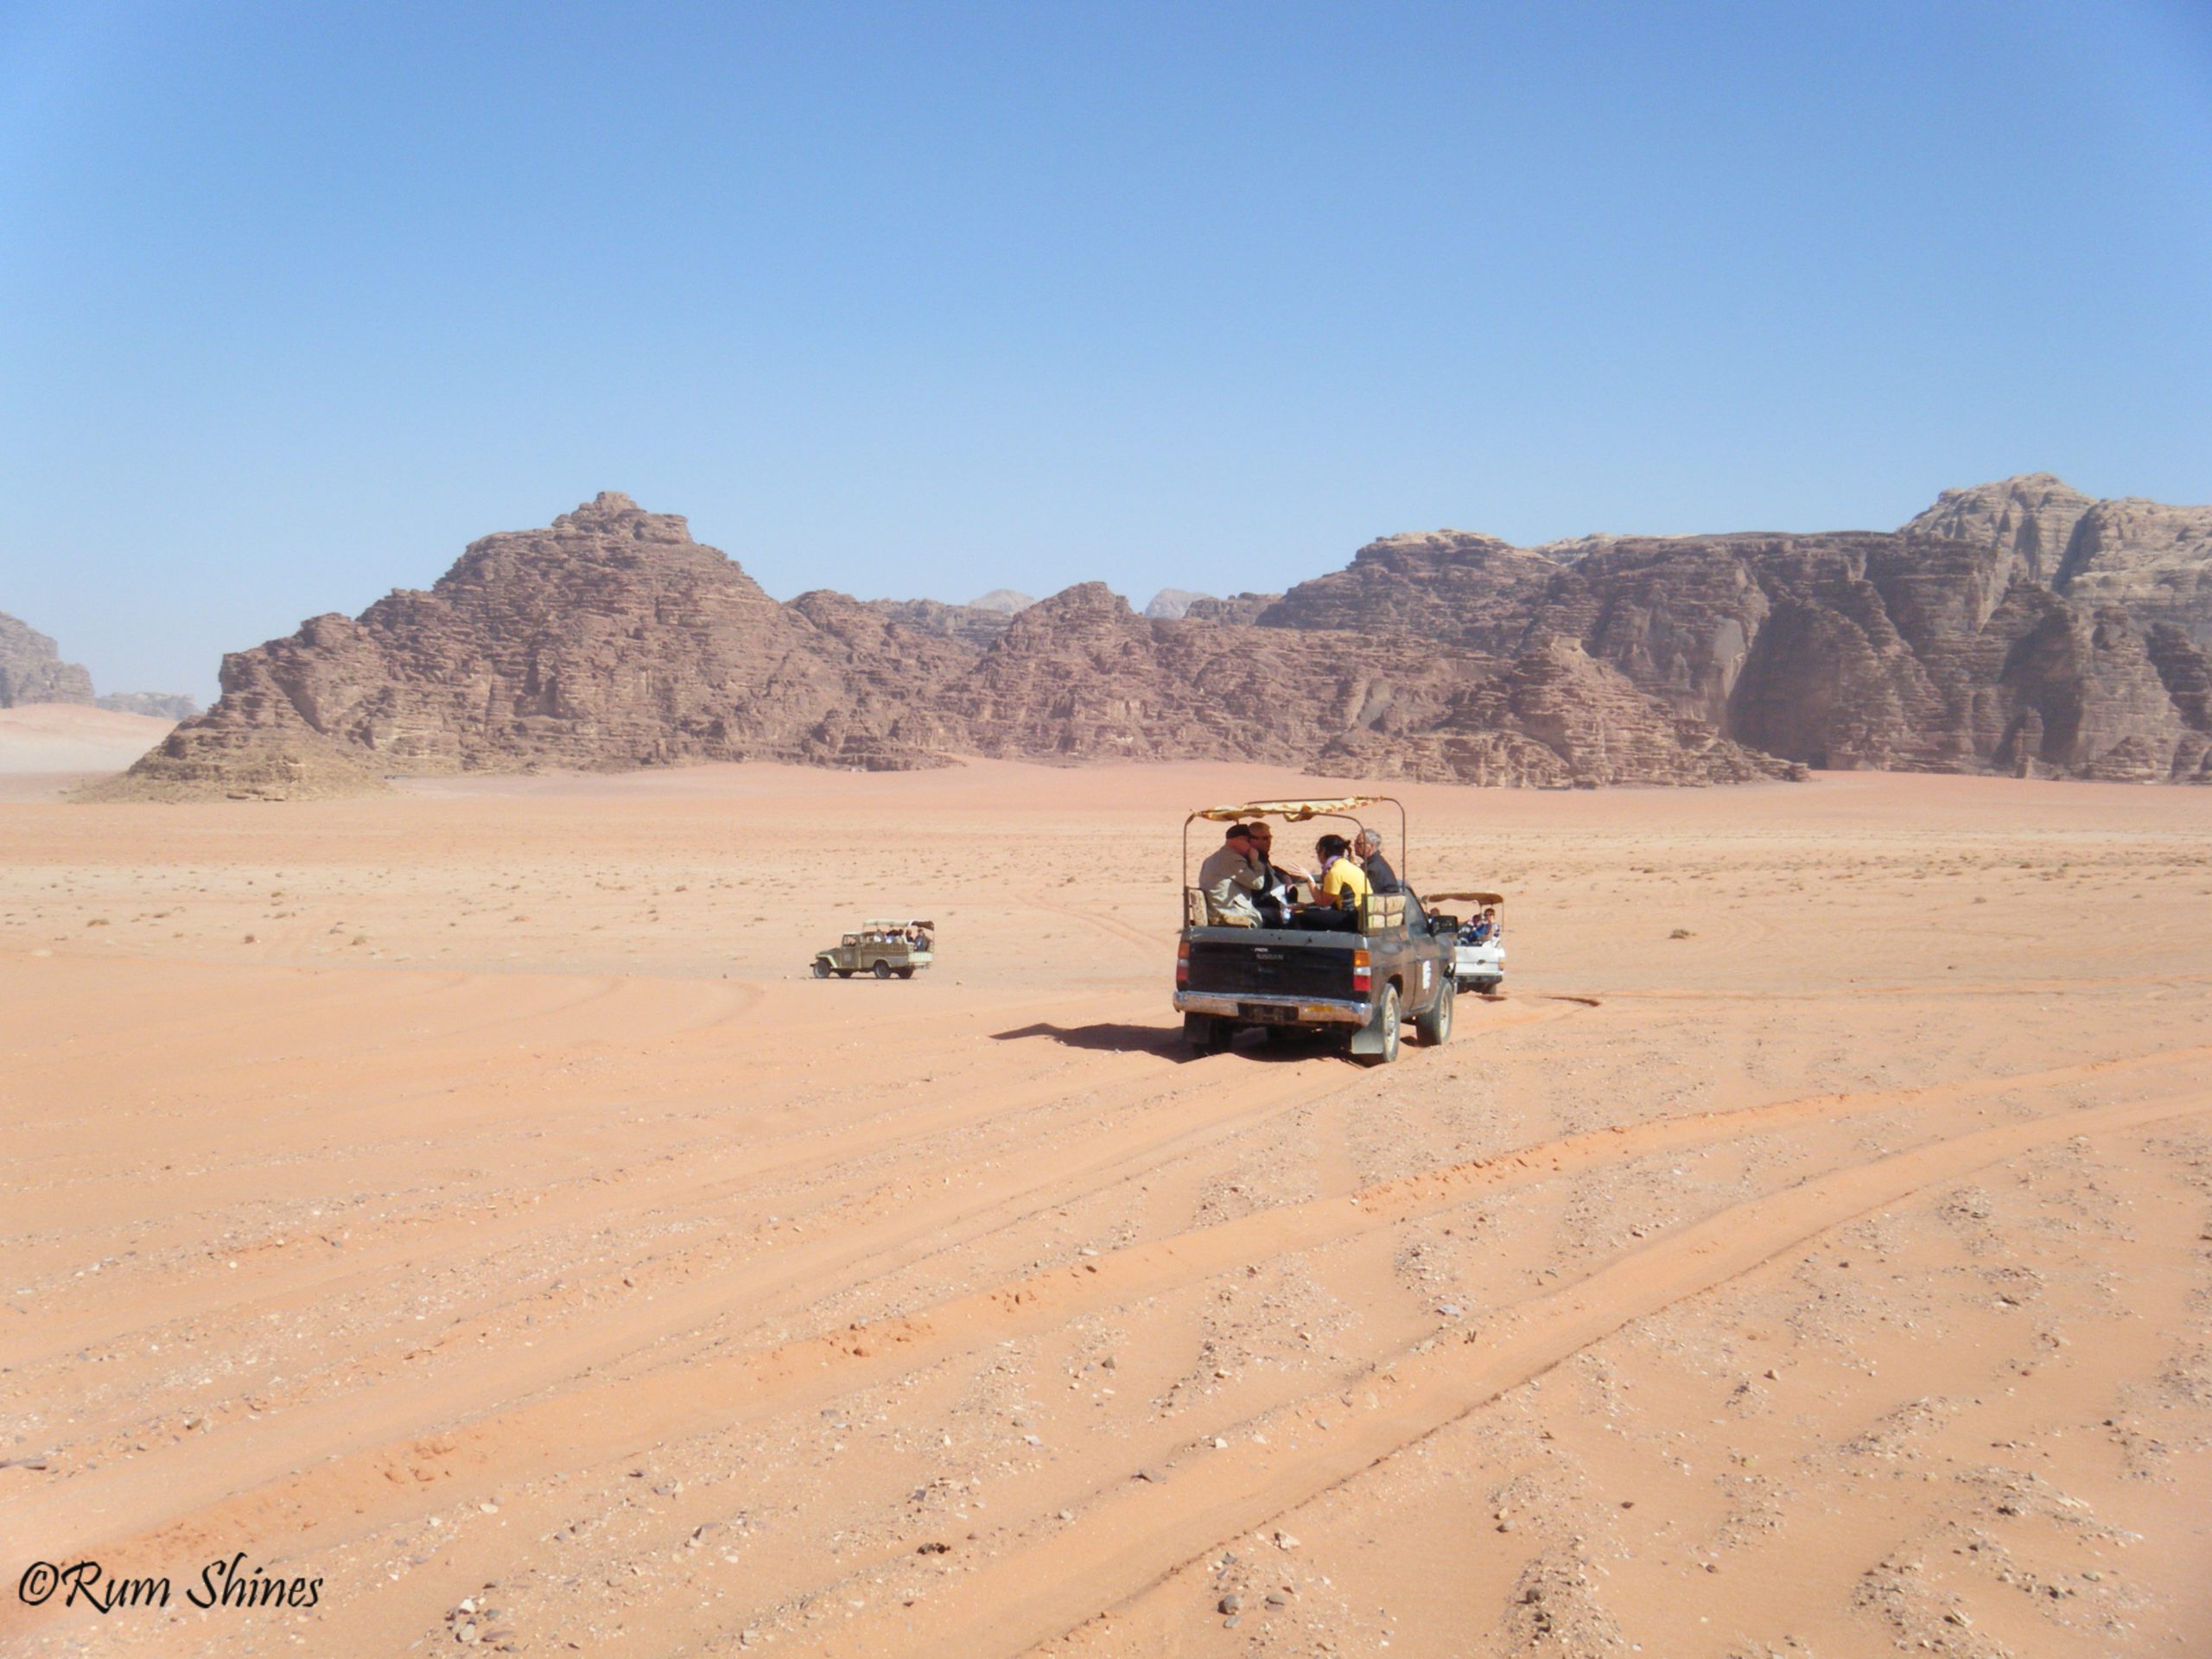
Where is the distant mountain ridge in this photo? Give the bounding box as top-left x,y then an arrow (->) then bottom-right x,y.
88,475 -> 2212,799
1257,474 -> 2211,779
0,610 -> 199,721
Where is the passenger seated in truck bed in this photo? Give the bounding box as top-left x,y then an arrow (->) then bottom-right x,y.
1243,822 -> 1313,927
1291,835 -> 1368,931
1198,823 -> 1266,926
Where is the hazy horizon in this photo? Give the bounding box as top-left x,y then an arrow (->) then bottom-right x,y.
5,2 -> 2209,702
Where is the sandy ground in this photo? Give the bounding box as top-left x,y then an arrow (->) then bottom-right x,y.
2,760 -> 2208,1659
0,706 -> 171,792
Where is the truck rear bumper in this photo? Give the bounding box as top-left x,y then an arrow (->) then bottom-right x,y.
1174,991 -> 1373,1027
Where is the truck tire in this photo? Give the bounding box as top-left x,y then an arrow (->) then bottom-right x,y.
836,969 -> 854,979
812,960 -> 830,978
872,960 -> 893,980
1415,976 -> 1453,1046
896,966 -> 915,979
1184,1012 -> 1231,1054
1354,986 -> 1401,1066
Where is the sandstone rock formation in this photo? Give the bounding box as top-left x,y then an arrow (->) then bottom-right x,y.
968,589 -> 1035,615
1259,531 -> 1562,656
1182,593 -> 1280,625
930,585 -> 1790,786
100,495 -> 1789,798
95,474 -> 2212,800
0,613 -> 95,707
855,597 -> 1013,649
2,611 -> 195,721
93,494 -> 967,800
2056,496 -> 2212,645
1264,476 -> 2212,783
1903,474 -> 2096,586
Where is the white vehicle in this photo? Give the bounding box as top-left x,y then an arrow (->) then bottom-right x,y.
1427,890 -> 1506,994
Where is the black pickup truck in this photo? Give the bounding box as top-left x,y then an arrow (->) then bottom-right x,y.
1171,798 -> 1460,1065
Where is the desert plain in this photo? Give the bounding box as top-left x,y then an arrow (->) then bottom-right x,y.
2,752 -> 2209,1659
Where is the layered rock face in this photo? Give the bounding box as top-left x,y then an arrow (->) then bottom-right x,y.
97,474 -> 2210,800
1,611 -> 195,719
853,597 -> 1013,650
98,494 -> 971,799
102,495 -> 1787,798
931,585 -> 1791,785
1264,476 -> 2212,783
1259,531 -> 1560,657
0,613 -> 96,706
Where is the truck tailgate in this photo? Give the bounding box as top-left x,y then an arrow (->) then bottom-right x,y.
1185,937 -> 1349,999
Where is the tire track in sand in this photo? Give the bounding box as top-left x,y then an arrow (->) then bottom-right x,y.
20,1039 -> 1370,1566
808,1085 -> 2212,1658
41,1038 -> 2201,1582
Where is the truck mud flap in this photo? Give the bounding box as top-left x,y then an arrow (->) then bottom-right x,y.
1348,1001 -> 1392,1057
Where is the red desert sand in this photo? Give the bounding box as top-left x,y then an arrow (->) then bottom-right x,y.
2,761 -> 2208,1657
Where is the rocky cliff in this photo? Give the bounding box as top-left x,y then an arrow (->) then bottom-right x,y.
96,495 -> 1790,798
92,475 -> 2211,799
0,612 -> 96,707
1262,475 -> 2212,783
95,494 -> 970,799
853,597 -> 1013,649
926,584 -> 1793,785
2,610 -> 197,719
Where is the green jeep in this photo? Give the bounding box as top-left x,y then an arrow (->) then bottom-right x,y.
811,920 -> 935,980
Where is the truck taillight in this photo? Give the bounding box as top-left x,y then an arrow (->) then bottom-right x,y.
1176,938 -> 1190,988
1351,949 -> 1371,994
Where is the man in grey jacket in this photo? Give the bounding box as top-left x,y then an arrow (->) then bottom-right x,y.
1198,823 -> 1267,926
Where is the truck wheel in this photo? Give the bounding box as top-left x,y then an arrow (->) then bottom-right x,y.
1184,1012 -> 1231,1054
1355,986 -> 1402,1065
836,969 -> 854,979
1415,976 -> 1453,1046
896,966 -> 915,979
872,960 -> 893,980
812,960 -> 830,978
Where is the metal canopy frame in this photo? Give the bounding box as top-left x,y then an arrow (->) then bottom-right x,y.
1179,795 -> 1409,922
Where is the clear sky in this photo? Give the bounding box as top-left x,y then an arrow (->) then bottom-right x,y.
3,1 -> 2209,700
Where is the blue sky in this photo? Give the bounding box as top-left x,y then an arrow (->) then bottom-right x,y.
3,1 -> 2209,700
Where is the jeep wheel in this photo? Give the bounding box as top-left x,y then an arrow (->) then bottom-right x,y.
836,969 -> 854,979
1355,985 -> 1402,1066
872,960 -> 893,980
1415,976 -> 1453,1046
811,960 -> 830,978
896,966 -> 915,979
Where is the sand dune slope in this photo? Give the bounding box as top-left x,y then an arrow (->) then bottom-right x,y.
2,764 -> 2207,1657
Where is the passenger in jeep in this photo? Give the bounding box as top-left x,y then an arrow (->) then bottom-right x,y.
1198,823 -> 1267,926
1292,834 -> 1367,931
1243,822 -> 1313,927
